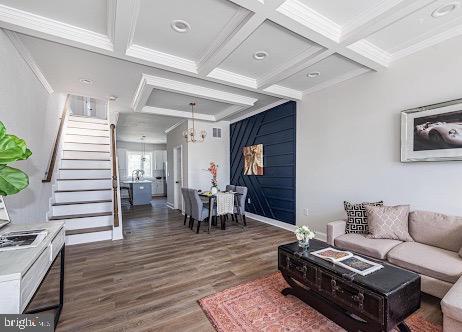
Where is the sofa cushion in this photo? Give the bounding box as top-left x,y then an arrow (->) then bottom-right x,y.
442,276 -> 462,321
366,205 -> 413,242
334,233 -> 402,259
344,201 -> 383,234
387,242 -> 462,284
409,210 -> 462,252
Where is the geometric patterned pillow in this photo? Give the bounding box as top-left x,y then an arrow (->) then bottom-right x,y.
365,205 -> 413,242
344,201 -> 383,234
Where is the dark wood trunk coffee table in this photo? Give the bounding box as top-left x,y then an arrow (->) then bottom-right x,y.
278,240 -> 420,332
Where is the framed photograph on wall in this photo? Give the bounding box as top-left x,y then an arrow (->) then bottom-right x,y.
401,98 -> 462,162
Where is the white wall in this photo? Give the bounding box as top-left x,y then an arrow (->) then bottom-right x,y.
166,122 -> 188,207
0,29 -> 67,224
296,35 -> 462,235
187,120 -> 230,191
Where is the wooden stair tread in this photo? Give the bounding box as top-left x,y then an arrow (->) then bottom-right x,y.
55,188 -> 112,193
49,212 -> 112,220
57,178 -> 111,181
52,199 -> 112,206
66,226 -> 113,236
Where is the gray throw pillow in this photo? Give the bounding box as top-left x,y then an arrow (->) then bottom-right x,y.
365,205 -> 413,242
344,201 -> 383,234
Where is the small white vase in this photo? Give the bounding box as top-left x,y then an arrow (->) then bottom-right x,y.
211,186 -> 218,195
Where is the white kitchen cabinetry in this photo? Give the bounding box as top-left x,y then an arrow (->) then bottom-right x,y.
154,150 -> 167,170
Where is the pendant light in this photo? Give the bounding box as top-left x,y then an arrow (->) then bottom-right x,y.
183,102 -> 206,143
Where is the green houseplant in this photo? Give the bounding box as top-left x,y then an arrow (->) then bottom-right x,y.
0,121 -> 32,196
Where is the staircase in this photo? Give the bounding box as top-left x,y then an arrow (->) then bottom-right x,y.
48,115 -> 117,245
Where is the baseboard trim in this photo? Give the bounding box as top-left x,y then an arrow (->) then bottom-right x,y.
246,212 -> 327,242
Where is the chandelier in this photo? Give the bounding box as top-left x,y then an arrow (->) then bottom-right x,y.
183,102 -> 206,143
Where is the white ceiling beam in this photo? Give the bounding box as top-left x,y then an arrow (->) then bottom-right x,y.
303,67 -> 370,96
263,85 -> 302,100
230,99 -> 289,123
143,74 -> 258,106
131,75 -> 153,112
5,30 -> 54,94
0,4 -> 113,52
165,120 -> 186,134
214,105 -> 248,121
112,0 -> 140,55
142,106 -> 216,121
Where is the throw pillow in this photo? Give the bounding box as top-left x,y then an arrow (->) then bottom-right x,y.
344,201 -> 383,234
365,205 -> 413,242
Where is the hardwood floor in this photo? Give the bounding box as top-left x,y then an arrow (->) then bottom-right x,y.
29,199 -> 442,331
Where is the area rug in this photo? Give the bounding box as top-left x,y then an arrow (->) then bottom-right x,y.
198,272 -> 442,332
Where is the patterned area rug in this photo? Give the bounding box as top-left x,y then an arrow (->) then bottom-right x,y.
199,272 -> 442,332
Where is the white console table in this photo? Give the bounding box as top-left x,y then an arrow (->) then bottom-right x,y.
0,222 -> 65,326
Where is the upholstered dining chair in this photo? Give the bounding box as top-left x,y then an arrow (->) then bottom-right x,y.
234,186 -> 248,226
225,184 -> 236,192
189,189 -> 216,233
181,188 -> 192,226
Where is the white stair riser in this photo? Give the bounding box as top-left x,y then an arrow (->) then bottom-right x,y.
59,169 -> 111,179
65,231 -> 112,245
68,116 -> 108,124
63,142 -> 110,152
67,121 -> 108,131
64,134 -> 110,145
54,190 -> 112,203
66,127 -> 109,137
62,151 -> 110,160
63,215 -> 112,230
52,201 -> 112,216
61,159 -> 111,169
57,179 -> 112,191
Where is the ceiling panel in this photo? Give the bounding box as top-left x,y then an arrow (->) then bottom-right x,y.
146,90 -> 231,115
298,0 -> 383,26
218,20 -> 317,79
133,0 -> 245,61
0,0 -> 108,34
279,54 -> 365,91
367,0 -> 462,53
117,113 -> 181,143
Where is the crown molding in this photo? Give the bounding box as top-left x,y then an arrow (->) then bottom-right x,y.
131,75 -> 153,111
5,30 -> 54,94
126,44 -> 197,74
165,120 -> 186,134
230,99 -> 290,124
276,0 -> 341,43
263,85 -> 302,100
214,105 -> 248,121
207,68 -> 257,89
0,4 -> 113,51
143,74 -> 258,106
142,106 -> 216,121
303,67 -> 370,96
347,39 -> 391,67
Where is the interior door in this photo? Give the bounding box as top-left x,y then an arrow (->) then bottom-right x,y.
173,147 -> 183,210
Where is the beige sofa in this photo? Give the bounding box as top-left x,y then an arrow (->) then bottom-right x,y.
326,210 -> 462,332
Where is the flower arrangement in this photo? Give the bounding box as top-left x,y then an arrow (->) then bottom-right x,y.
294,225 -> 315,248
207,162 -> 218,187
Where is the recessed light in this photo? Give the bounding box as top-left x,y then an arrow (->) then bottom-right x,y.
253,51 -> 268,60
432,2 -> 459,17
171,20 -> 191,33
79,78 -> 92,85
307,72 -> 320,78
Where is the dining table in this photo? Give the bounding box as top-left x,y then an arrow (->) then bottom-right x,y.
199,191 -> 243,233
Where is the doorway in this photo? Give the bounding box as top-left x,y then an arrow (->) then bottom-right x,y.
173,145 -> 183,211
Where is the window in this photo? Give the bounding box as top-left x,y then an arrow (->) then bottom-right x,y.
126,151 -> 152,178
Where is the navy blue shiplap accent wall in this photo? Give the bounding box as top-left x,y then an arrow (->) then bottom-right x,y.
230,101 -> 296,225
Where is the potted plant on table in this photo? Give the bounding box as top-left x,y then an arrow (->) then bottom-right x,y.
294,225 -> 316,251
207,161 -> 218,195
0,121 -> 32,208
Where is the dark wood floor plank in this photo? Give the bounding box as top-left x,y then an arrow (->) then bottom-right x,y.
27,197 -> 441,331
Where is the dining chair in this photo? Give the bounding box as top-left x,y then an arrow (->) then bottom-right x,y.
190,190 -> 216,233
225,184 -> 236,192
181,188 -> 191,226
234,186 -> 248,226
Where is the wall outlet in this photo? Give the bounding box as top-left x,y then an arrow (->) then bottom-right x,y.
303,208 -> 309,216
248,198 -> 251,204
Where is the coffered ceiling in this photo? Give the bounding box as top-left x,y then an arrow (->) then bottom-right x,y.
0,0 -> 461,122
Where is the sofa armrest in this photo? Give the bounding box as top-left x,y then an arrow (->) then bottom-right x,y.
442,276 -> 462,323
326,220 -> 346,246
